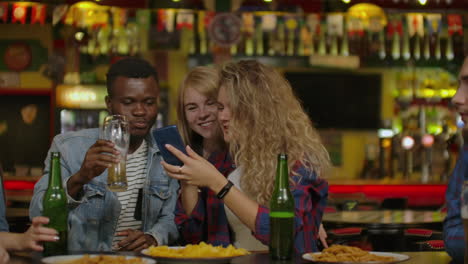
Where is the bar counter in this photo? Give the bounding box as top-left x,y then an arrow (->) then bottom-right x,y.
328,179 -> 447,208
8,251 -> 453,264
4,177 -> 448,211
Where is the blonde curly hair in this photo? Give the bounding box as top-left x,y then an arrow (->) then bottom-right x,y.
177,66 -> 224,155
218,60 -> 330,206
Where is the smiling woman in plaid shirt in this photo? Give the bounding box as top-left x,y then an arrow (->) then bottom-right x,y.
444,56 -> 468,263
164,60 -> 330,254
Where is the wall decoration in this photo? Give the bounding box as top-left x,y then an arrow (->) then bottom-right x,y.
209,13 -> 242,46
4,43 -> 32,72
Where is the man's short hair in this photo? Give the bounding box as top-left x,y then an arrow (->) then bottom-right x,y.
106,57 -> 159,97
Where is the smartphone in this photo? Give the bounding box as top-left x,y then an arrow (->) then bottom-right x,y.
153,125 -> 187,166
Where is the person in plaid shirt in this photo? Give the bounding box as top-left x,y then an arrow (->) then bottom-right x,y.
174,66 -> 227,223
164,60 -> 330,254
444,56 -> 468,263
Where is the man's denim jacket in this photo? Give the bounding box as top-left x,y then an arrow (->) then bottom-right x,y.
29,128 -> 179,251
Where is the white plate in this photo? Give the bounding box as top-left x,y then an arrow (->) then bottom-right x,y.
42,254 -> 156,264
141,247 -> 248,264
302,251 -> 410,263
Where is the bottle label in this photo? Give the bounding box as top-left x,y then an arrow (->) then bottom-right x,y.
270,211 -> 294,218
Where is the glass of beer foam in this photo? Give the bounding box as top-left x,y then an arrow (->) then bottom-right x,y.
100,114 -> 130,192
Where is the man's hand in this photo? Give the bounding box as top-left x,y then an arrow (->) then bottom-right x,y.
78,140 -> 120,183
68,140 -> 119,198
116,229 -> 157,252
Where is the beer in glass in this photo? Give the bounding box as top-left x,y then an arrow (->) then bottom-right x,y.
101,115 -> 130,192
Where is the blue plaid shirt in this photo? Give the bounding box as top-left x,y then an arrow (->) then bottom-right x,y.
0,180 -> 8,232
443,145 -> 467,262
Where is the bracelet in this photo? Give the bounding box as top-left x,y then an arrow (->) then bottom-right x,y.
216,180 -> 234,200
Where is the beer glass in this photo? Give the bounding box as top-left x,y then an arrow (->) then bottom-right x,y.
100,115 -> 130,192
462,181 -> 468,264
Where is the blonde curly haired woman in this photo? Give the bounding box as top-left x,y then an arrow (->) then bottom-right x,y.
164,60 -> 330,254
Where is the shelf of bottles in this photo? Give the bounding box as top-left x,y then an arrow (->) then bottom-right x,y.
22,1 -> 460,70
186,7 -> 466,70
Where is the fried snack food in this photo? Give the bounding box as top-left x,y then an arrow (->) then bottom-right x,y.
59,255 -> 146,264
310,245 -> 396,263
145,242 -> 250,258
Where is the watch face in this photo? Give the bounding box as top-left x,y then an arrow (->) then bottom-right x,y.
4,43 -> 32,72
208,13 -> 242,47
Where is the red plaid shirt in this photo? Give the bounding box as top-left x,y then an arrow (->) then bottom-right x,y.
174,151 -> 329,254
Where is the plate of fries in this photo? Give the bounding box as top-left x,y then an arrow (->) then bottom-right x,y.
141,242 -> 250,264
41,254 -> 156,264
303,245 -> 410,263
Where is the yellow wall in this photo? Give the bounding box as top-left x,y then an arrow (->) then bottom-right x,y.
166,29 -> 193,124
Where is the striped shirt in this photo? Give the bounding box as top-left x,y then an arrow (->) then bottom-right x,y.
112,140 -> 148,249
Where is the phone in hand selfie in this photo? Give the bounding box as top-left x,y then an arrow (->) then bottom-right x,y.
153,125 -> 187,166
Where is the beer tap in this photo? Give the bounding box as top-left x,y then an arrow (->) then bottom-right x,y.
402,135 -> 415,181
421,134 -> 434,183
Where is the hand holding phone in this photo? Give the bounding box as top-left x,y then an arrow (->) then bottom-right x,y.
153,125 -> 187,166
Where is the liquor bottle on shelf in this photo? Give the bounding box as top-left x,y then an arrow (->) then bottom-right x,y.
298,20 -> 306,56
317,24 -> 326,55
423,34 -> 430,60
276,20 -> 286,56
254,20 -> 264,56
341,32 -> 349,57
286,26 -> 296,56
267,31 -> 275,56
402,27 -> 411,60
413,34 -> 421,60
434,33 -> 441,60
445,33 -> 454,61
329,35 -> 338,56
378,30 -> 386,59
391,31 -> 401,60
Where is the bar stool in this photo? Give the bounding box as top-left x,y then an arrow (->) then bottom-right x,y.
326,227 -> 372,251
403,228 -> 444,251
415,240 -> 445,251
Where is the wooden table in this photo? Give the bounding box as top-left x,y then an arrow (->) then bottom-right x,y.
8,251 -> 453,263
232,251 -> 453,263
323,210 -> 446,251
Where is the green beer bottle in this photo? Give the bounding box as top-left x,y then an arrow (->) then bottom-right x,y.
269,153 -> 295,260
42,152 -> 68,256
